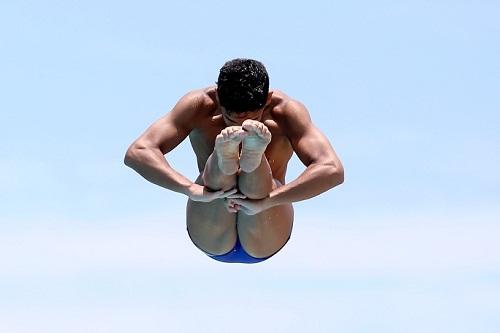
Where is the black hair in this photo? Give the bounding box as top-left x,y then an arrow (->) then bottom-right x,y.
216,58 -> 269,113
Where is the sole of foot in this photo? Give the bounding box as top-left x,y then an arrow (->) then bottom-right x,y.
239,120 -> 272,173
215,126 -> 247,175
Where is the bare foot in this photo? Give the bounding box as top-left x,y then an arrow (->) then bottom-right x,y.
215,126 -> 247,175
239,120 -> 272,173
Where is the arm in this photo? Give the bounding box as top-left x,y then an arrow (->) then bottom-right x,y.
266,100 -> 344,207
124,92 -> 198,196
125,91 -> 237,201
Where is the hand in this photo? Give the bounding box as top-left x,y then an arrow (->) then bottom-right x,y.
188,183 -> 245,203
225,197 -> 269,215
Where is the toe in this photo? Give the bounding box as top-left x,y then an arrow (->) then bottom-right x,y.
258,123 -> 266,135
242,119 -> 256,131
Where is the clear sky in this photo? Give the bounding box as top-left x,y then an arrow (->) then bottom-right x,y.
1,0 -> 499,332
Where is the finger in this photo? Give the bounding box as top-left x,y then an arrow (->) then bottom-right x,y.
231,198 -> 243,204
226,193 -> 246,199
226,200 -> 238,211
237,205 -> 251,215
225,205 -> 238,213
231,198 -> 247,207
210,190 -> 225,197
206,190 -> 224,201
220,188 -> 238,197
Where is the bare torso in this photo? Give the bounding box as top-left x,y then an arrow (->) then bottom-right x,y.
188,86 -> 293,183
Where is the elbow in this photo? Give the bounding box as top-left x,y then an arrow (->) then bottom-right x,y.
327,163 -> 344,187
124,147 -> 136,168
124,140 -> 161,169
124,143 -> 144,168
335,166 -> 345,186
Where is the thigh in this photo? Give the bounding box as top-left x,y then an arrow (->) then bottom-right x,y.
237,180 -> 294,258
186,175 -> 238,255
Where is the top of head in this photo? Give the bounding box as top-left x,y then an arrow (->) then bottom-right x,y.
216,58 -> 270,114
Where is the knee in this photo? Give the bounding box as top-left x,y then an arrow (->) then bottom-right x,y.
202,172 -> 237,192
238,178 -> 273,199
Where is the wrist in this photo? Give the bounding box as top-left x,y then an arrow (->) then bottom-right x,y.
265,192 -> 280,209
182,182 -> 196,197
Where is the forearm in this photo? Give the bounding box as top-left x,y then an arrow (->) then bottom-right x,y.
267,163 -> 344,208
124,146 -> 193,195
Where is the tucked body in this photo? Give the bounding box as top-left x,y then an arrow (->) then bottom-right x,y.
125,59 -> 344,263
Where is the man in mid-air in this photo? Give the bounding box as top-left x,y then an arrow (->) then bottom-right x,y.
125,58 -> 344,264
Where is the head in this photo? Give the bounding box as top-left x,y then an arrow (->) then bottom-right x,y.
216,58 -> 272,124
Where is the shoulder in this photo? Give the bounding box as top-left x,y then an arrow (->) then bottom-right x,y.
174,86 -> 217,114
269,90 -> 312,135
168,86 -> 217,126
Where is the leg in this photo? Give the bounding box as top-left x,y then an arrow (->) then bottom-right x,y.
202,151 -> 237,192
186,127 -> 245,255
236,120 -> 293,258
237,179 -> 294,258
238,119 -> 274,199
186,175 -> 237,255
238,155 -> 273,199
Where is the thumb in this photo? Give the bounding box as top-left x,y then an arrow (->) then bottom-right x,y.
231,198 -> 245,206
237,205 -> 252,215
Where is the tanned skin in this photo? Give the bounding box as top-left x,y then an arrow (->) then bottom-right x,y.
124,86 -> 344,259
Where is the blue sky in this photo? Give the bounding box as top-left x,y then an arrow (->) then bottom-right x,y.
1,0 -> 499,332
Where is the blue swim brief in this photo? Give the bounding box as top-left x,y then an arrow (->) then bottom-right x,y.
187,229 -> 290,264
